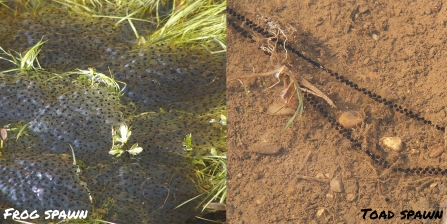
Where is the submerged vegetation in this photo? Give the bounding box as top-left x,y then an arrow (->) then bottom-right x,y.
178,112 -> 227,222
67,68 -> 125,93
1,0 -> 226,52
109,124 -> 143,157
148,0 -> 226,53
0,39 -> 46,73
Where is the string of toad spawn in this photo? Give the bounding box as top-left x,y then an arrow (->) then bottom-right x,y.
227,6 -> 447,176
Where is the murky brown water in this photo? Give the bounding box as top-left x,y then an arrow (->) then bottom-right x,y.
227,1 -> 447,223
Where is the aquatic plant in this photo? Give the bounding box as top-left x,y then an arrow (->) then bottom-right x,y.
109,124 -> 143,157
178,114 -> 227,218
0,39 -> 46,73
64,68 -> 125,94
2,0 -> 226,52
148,0 -> 226,53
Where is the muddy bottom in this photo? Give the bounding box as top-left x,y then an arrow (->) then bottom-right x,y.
227,1 -> 447,223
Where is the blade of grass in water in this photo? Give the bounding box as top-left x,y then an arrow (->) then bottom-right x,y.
283,82 -> 304,131
16,123 -> 29,141
148,0 -> 226,51
0,39 -> 46,73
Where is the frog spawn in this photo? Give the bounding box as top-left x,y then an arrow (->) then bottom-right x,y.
0,154 -> 92,213
0,7 -> 224,223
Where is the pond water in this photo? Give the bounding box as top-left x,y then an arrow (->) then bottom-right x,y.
227,1 -> 447,223
0,7 -> 225,223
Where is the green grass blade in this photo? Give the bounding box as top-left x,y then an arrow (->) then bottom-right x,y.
15,123 -> 29,141
201,178 -> 226,211
283,82 -> 304,131
174,193 -> 204,210
148,0 -> 226,50
21,39 -> 47,70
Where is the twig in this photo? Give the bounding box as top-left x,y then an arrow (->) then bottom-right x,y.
379,158 -> 401,179
416,179 -> 434,192
444,129 -> 447,150
297,150 -> 312,174
297,175 -> 329,183
229,65 -> 285,81
401,176 -> 432,186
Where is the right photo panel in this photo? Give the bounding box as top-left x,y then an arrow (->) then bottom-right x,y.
227,1 -> 447,223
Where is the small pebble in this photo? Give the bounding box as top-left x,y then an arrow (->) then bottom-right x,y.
316,208 -> 325,217
250,141 -> 282,155
315,173 -> 325,179
267,102 -> 295,115
330,177 -> 344,193
372,33 -> 379,41
204,202 -> 226,211
362,57 -> 370,65
346,193 -> 356,202
429,47 -> 437,58
428,145 -> 444,158
256,196 -> 266,205
0,128 -> 6,140
338,111 -> 364,128
430,182 -> 438,189
381,136 -> 402,151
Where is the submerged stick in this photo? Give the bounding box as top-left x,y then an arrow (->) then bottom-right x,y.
229,65 -> 286,81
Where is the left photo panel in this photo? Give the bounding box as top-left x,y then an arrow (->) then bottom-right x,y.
0,1 -> 226,223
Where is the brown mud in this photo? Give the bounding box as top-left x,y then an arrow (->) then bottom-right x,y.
227,1 -> 447,223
